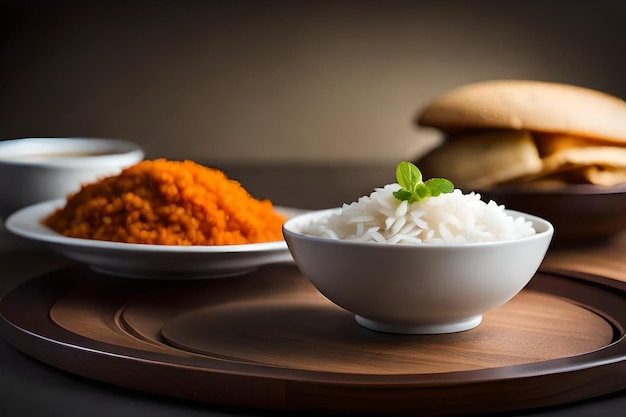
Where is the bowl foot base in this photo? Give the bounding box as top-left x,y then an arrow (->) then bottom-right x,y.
354,314 -> 482,334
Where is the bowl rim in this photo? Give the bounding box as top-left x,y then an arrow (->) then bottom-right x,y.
477,183 -> 626,196
0,137 -> 144,168
283,207 -> 554,249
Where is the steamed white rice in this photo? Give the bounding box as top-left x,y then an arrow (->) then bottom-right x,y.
302,184 -> 535,244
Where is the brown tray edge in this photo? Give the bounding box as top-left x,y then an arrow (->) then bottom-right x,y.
1,266 -> 626,415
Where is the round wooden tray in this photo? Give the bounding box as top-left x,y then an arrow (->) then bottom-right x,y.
1,264 -> 626,415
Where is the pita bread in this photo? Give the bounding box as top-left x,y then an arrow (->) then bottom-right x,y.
416,129 -> 542,189
417,80 -> 626,143
514,165 -> 626,187
417,129 -> 626,188
576,166 -> 626,186
522,133 -> 626,185
541,146 -> 626,173
415,80 -> 626,188
533,133 -> 620,155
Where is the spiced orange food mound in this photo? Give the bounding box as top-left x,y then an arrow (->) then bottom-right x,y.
43,159 -> 286,245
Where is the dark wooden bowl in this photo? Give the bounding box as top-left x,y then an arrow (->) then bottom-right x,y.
477,183 -> 626,246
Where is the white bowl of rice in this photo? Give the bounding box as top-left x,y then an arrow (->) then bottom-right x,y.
283,184 -> 554,335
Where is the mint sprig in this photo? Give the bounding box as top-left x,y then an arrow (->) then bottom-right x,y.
392,161 -> 454,203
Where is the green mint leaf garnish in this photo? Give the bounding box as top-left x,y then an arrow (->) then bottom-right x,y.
392,189 -> 413,201
424,178 -> 455,196
395,160 -> 422,193
393,161 -> 454,203
415,184 -> 430,199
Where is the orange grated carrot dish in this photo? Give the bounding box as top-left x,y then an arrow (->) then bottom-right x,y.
43,159 -> 286,245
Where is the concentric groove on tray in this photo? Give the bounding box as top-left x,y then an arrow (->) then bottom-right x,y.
156,290 -> 613,374
2,264 -> 626,415
49,265 -> 614,374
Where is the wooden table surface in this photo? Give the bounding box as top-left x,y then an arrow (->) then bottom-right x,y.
542,233 -> 626,282
1,163 -> 625,417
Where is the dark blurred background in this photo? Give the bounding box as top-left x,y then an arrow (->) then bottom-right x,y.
2,0 -> 626,164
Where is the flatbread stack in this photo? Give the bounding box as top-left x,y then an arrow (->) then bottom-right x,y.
414,80 -> 626,190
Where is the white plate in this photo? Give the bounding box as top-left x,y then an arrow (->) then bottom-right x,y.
6,199 -> 307,279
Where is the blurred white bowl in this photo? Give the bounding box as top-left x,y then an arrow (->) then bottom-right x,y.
283,208 -> 553,334
0,137 -> 144,220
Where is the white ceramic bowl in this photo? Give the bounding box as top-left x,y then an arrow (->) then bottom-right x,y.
0,137 -> 144,220
283,208 -> 554,334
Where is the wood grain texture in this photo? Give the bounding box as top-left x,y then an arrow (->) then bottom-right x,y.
2,164 -> 626,417
543,231 -> 626,282
1,265 -> 626,415
158,288 -> 611,374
